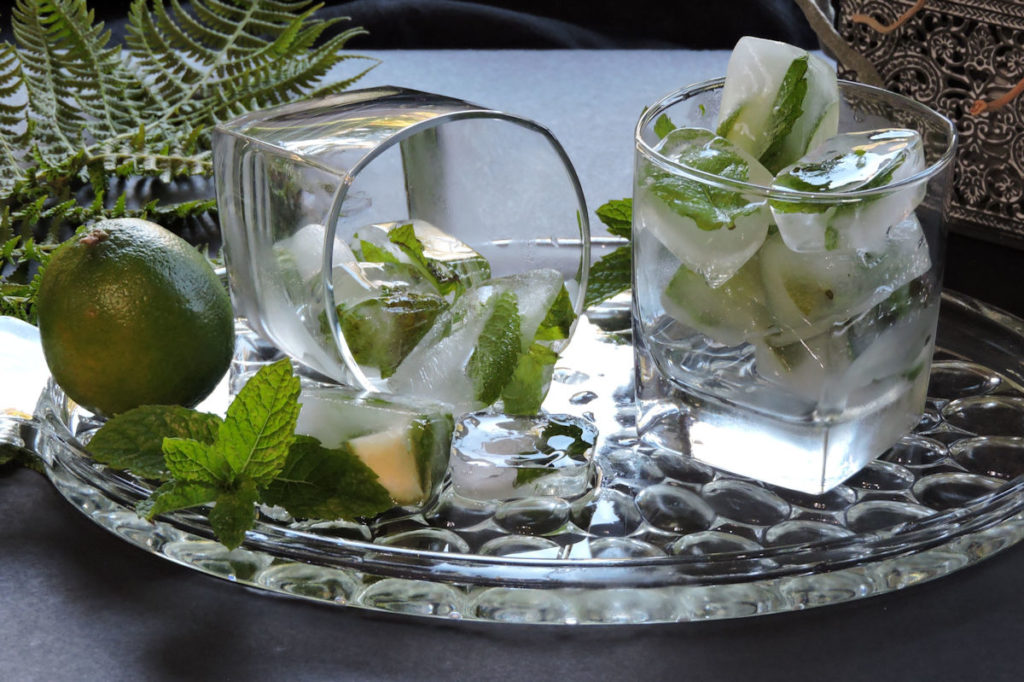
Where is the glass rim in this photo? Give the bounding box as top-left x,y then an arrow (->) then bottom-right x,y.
634,77 -> 959,202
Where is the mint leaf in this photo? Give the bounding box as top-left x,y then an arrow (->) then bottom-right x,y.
654,113 -> 677,139
758,56 -> 809,173
217,357 -> 300,486
501,343 -> 558,415
87,405 -> 221,480
387,223 -> 460,295
583,245 -> 632,310
514,467 -> 548,488
338,292 -> 447,377
539,420 -> 594,459
534,284 -> 575,341
409,415 -> 453,494
467,291 -> 521,405
163,438 -> 230,484
596,198 -> 632,239
359,240 -> 400,264
138,479 -> 219,519
716,105 -> 743,139
208,480 -> 260,550
262,435 -> 392,520
649,128 -> 764,232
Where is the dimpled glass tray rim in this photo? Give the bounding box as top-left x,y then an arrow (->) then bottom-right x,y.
27,291 -> 1024,625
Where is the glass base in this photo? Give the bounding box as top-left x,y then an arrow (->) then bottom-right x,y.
635,343 -> 929,494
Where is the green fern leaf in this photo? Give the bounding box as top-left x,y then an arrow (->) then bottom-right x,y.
0,0 -> 374,321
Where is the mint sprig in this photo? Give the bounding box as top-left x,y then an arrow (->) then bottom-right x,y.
87,357 -> 423,549
139,358 -> 300,547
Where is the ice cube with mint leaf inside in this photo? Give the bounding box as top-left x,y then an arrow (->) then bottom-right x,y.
637,127 -> 772,286
716,36 -> 839,174
388,268 -> 568,415
280,385 -> 455,508
660,254 -> 774,347
752,275 -> 934,405
757,215 -> 931,344
449,412 -> 597,501
337,291 -> 448,378
352,219 -> 491,296
770,129 -> 926,253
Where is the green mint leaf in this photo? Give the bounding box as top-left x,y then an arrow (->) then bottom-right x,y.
386,223 -> 460,295
539,420 -> 595,459
654,113 -> 677,139
758,56 -> 809,173
387,223 -> 425,260
359,240 -> 400,264
514,467 -> 549,488
338,292 -> 447,378
88,405 -> 221,480
501,343 -> 558,415
534,284 -> 575,341
467,291 -> 522,405
217,357 -> 300,486
138,479 -> 219,520
650,128 -> 764,232
208,480 -> 260,550
409,415 -> 453,494
163,437 -> 231,484
262,435 -> 393,520
583,245 -> 632,310
716,105 -> 743,139
824,225 -> 839,251
595,198 -> 633,239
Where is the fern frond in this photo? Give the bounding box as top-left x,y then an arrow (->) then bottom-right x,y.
2,0 -> 374,322
1,0 -> 373,241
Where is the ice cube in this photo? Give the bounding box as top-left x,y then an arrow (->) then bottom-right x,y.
756,280 -> 935,408
294,384 -> 454,507
277,223 -> 359,284
717,36 -> 840,173
351,219 -> 491,294
449,412 -> 597,501
387,269 -> 564,414
770,129 -> 926,253
660,256 -> 774,346
639,128 -> 772,286
753,332 -> 853,403
337,291 -> 447,378
758,217 -> 930,343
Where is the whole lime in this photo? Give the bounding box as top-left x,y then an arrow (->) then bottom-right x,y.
36,218 -> 234,416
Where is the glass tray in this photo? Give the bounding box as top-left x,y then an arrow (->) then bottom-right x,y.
21,291 -> 1024,624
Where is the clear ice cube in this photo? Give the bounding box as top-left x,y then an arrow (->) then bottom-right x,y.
449,412 -> 597,501
276,222 -> 360,284
770,129 -> 926,253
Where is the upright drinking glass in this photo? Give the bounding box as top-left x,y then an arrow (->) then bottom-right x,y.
633,79 -> 957,494
213,87 -> 590,414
